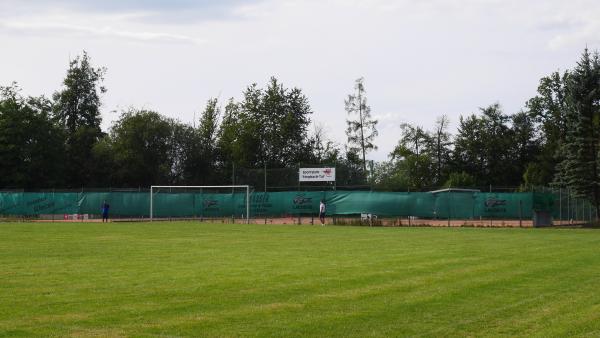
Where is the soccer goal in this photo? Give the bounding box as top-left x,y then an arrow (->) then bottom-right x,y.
149,185 -> 251,223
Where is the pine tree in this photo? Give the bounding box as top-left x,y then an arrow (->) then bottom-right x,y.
560,48 -> 600,218
345,77 -> 378,173
432,115 -> 452,185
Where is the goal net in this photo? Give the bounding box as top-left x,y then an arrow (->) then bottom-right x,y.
149,185 -> 251,223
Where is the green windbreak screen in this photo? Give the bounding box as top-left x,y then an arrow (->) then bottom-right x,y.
0,191 -> 554,219
0,192 -> 80,216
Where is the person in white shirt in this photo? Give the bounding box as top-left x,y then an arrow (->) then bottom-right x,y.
319,200 -> 326,225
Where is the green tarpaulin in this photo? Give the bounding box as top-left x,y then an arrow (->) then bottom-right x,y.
0,190 -> 555,219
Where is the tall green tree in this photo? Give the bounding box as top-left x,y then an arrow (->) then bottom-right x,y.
217,98 -> 243,169
558,49 -> 600,216
345,77 -> 378,173
452,104 -> 541,188
339,146 -> 368,186
452,104 -> 516,186
181,98 -> 221,184
110,109 -> 174,187
169,122 -> 198,185
217,77 -> 314,169
511,111 -> 542,189
389,123 -> 434,190
432,115 -> 452,185
526,71 -> 570,185
53,51 -> 106,187
261,78 -> 314,166
0,84 -> 65,188
378,117 -> 452,191
393,123 -> 430,158
90,135 -> 116,187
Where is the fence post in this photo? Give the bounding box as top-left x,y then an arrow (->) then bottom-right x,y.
264,164 -> 267,225
559,188 -> 562,225
519,200 -> 522,227
447,191 -> 451,227
573,198 -> 579,223
489,185 -> 493,227
567,189 -> 571,223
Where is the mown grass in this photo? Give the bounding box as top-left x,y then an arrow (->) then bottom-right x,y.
1,222 -> 600,337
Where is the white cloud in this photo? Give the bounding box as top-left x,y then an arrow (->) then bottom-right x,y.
548,19 -> 600,50
0,15 -> 204,44
1,0 -> 600,163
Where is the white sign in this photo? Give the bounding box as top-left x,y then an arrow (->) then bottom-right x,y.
299,168 -> 336,182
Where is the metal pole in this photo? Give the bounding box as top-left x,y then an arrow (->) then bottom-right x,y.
150,186 -> 153,221
559,188 -> 562,225
489,185 -> 492,227
246,186 -> 250,224
588,201 -> 591,223
472,194 -> 475,221
232,164 -> 235,222
447,191 -> 451,227
519,200 -> 522,227
567,189 -> 571,223
297,166 -> 301,225
264,164 -> 267,224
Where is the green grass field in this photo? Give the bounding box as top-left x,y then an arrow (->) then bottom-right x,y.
1,222 -> 600,337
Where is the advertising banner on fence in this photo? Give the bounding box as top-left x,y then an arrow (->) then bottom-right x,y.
299,168 -> 336,182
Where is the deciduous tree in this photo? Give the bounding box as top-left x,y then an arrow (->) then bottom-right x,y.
0,84 -> 65,188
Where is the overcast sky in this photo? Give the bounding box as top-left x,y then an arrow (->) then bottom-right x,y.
1,0 -> 599,161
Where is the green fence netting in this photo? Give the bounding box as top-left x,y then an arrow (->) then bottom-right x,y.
0,192 -> 81,216
0,190 -> 556,219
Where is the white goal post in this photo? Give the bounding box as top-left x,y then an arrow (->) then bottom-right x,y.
150,185 -> 251,223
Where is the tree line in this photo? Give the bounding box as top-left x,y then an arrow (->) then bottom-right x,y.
372,48 -> 600,217
0,49 -> 599,215
0,52 -> 358,189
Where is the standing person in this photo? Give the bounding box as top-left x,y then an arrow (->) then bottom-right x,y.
319,199 -> 326,226
101,200 -> 110,223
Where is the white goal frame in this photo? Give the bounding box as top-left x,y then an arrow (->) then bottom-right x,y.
150,185 -> 250,223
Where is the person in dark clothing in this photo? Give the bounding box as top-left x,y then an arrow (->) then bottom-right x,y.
101,200 -> 110,222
